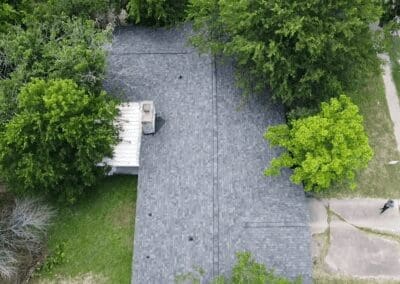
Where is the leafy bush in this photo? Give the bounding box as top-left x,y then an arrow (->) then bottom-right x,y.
0,16 -> 110,89
240,252 -> 299,284
380,0 -> 400,26
127,0 -> 188,25
215,252 -> 300,284
265,95 -> 373,192
0,3 -> 18,32
0,198 -> 54,281
0,79 -> 118,202
0,15 -> 110,130
46,0 -> 113,19
3,0 -> 187,26
36,242 -> 66,274
0,2 -> 118,202
33,0 -> 187,26
188,0 -> 382,110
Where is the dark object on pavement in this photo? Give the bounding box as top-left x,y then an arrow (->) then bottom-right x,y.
380,199 -> 395,214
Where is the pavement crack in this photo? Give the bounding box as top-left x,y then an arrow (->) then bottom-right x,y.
313,203 -> 332,278
328,208 -> 400,244
355,226 -> 400,244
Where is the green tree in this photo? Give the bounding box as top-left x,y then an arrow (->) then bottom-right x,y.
188,0 -> 382,112
265,95 -> 373,192
0,16 -> 109,91
45,0 -> 111,19
0,3 -> 18,32
0,16 -> 110,128
0,79 -> 118,203
127,0 -> 187,25
380,0 -> 400,25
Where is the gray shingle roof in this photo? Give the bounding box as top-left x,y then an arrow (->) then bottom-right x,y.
105,25 -> 312,284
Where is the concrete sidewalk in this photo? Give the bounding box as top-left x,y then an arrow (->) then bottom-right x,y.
309,198 -> 400,281
381,53 -> 400,153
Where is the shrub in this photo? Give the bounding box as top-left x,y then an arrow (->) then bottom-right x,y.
188,0 -> 382,110
8,198 -> 55,253
0,248 -> 17,280
0,79 -> 118,202
0,198 -> 54,280
127,0 -> 188,25
0,15 -> 110,128
228,252 -> 300,284
43,18 -> 111,91
0,3 -> 18,32
35,242 -> 65,274
265,95 -> 373,192
380,0 -> 400,26
4,0 -> 128,26
0,16 -> 110,91
46,0 -> 113,19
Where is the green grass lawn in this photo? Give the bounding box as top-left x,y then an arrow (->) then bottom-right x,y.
316,72 -> 400,198
35,175 -> 137,283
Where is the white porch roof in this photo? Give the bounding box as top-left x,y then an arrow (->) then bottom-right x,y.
104,102 -> 142,168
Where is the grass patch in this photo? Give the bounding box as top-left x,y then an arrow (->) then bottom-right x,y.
34,175 -> 137,283
317,73 -> 400,198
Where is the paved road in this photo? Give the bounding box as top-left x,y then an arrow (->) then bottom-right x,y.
105,25 -> 312,284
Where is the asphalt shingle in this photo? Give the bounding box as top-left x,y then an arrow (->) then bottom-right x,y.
106,25 -> 312,284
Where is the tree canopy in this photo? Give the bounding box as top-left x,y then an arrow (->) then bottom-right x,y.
0,14 -> 110,127
188,0 -> 382,113
0,79 -> 118,202
380,0 -> 400,25
264,95 -> 373,192
127,0 -> 188,25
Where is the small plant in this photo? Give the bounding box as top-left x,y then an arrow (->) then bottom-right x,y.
217,252 -> 300,284
36,242 -> 66,274
176,252 -> 300,284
